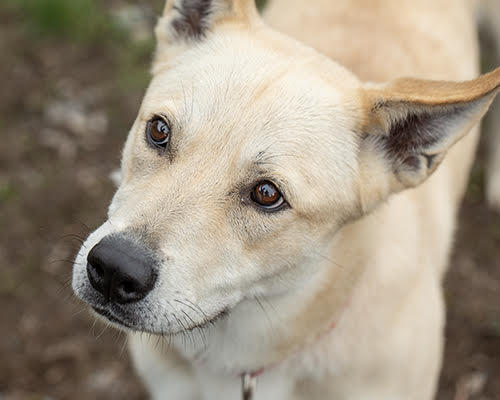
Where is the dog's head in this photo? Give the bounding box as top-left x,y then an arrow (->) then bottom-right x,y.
73,0 -> 499,365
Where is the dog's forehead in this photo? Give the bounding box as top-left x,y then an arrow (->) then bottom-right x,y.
141,40 -> 361,164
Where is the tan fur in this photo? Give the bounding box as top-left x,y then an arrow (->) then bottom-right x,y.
72,1 -> 500,399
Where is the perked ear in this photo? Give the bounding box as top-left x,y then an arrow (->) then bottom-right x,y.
358,68 -> 500,211
154,0 -> 259,67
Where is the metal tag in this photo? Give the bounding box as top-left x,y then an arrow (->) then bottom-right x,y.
241,373 -> 257,400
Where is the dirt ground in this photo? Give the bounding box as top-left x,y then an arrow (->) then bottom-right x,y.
0,1 -> 499,399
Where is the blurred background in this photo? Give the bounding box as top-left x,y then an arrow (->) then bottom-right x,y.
0,1 -> 498,399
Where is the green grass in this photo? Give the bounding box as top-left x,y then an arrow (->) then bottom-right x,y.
114,37 -> 156,90
0,181 -> 17,205
491,217 -> 500,242
256,0 -> 268,11
465,162 -> 485,204
3,0 -> 152,88
7,0 -> 124,42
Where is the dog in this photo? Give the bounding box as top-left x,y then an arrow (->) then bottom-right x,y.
72,0 -> 500,399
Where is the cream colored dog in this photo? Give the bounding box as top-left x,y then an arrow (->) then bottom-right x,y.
72,0 -> 500,399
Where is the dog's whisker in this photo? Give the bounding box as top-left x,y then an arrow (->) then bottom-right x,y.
58,233 -> 86,244
172,314 -> 188,348
95,323 -> 110,340
254,295 -> 276,338
180,314 -> 197,349
311,250 -> 346,270
117,331 -> 127,354
49,258 -> 78,266
90,317 -> 99,337
180,309 -> 199,334
71,306 -> 88,318
73,219 -> 92,233
154,332 -> 162,350
175,299 -> 208,320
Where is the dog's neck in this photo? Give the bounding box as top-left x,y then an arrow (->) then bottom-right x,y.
233,294 -> 342,400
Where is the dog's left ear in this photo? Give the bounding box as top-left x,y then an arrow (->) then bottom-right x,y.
358,68 -> 500,212
154,0 -> 259,68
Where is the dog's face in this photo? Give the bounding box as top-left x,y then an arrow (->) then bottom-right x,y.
73,13 -> 363,334
72,0 -> 499,354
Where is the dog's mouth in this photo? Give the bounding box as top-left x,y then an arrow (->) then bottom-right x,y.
174,307 -> 229,334
91,305 -> 229,334
91,306 -> 136,329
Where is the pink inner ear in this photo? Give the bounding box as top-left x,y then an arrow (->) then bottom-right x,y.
384,106 -> 461,164
367,97 -> 485,173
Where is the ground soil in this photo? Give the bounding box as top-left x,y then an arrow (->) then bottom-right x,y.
0,3 -> 499,400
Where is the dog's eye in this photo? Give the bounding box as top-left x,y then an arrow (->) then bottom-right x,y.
146,117 -> 170,148
251,181 -> 285,210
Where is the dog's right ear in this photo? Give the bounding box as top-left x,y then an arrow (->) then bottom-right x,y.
357,68 -> 500,213
153,0 -> 260,69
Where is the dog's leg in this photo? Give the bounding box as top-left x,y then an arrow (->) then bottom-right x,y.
479,0 -> 500,210
128,333 -> 199,400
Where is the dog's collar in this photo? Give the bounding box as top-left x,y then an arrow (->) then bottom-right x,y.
239,319 -> 338,399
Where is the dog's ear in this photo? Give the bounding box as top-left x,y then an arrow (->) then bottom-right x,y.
154,0 -> 259,68
358,68 -> 500,212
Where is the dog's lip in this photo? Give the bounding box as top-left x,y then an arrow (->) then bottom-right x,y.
91,306 -> 135,329
171,307 -> 229,334
91,304 -> 229,334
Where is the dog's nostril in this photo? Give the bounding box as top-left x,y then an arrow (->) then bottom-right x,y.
94,264 -> 104,278
87,262 -> 107,298
121,280 -> 135,294
114,277 -> 152,303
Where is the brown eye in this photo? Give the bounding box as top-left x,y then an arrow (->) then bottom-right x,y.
250,181 -> 285,210
147,117 -> 170,148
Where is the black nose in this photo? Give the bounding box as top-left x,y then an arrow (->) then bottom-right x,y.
86,235 -> 157,304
